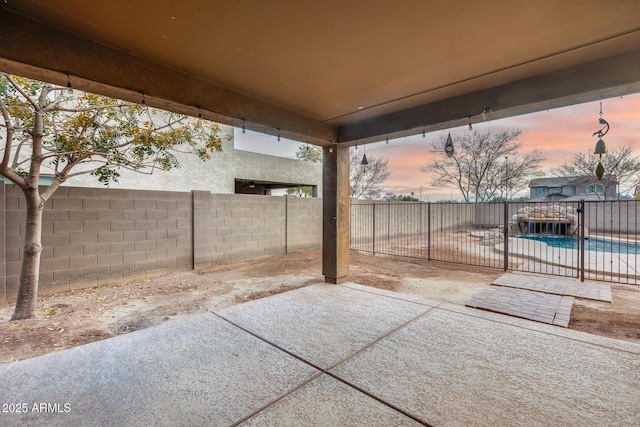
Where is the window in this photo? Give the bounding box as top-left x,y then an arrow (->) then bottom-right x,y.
548,187 -> 562,194
586,184 -> 604,194
534,188 -> 547,196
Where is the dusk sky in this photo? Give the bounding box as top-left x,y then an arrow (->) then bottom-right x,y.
235,93 -> 640,200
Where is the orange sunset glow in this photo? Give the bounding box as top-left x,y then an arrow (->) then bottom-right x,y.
236,92 -> 640,201
358,93 -> 640,200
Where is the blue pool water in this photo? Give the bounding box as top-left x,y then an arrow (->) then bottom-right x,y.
519,235 -> 640,255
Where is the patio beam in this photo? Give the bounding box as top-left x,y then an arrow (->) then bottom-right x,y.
0,11 -> 337,146
337,49 -> 640,144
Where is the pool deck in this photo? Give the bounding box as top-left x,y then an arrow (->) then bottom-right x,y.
498,236 -> 640,283
1,282 -> 639,426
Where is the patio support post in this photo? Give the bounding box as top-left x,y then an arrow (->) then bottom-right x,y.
322,145 -> 350,283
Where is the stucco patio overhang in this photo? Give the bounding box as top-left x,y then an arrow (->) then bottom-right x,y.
1,1 -> 640,283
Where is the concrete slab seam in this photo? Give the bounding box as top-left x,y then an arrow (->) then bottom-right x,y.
230,371 -> 324,426
211,309 -> 433,425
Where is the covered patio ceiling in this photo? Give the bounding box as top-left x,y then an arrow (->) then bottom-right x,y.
1,0 -> 640,147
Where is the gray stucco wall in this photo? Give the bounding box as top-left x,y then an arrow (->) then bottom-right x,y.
64,125 -> 323,196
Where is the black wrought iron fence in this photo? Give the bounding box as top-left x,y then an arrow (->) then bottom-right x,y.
350,200 -> 639,285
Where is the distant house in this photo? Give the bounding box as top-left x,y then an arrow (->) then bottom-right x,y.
528,175 -> 618,201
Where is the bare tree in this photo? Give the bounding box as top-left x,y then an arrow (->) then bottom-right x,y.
1,74 -> 225,320
552,145 -> 640,199
422,129 -> 545,202
350,150 -> 390,199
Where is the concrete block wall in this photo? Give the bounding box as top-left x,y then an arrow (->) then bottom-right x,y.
1,183 -> 322,302
350,201 -> 476,247
192,193 -> 288,268
286,197 -> 323,252
4,185 -> 193,302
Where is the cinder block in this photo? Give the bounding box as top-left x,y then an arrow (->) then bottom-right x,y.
40,257 -> 70,272
121,189 -> 146,200
176,255 -> 193,266
135,219 -> 157,230
5,248 -> 20,262
123,209 -> 146,220
52,198 -> 83,210
83,265 -> 112,280
110,263 -> 135,276
98,210 -> 123,221
68,210 -> 98,221
53,244 -> 84,258
43,209 -> 70,222
98,253 -> 123,266
217,227 -> 232,236
109,199 -> 135,210
167,228 -> 187,239
223,234 -> 239,244
146,210 -> 168,220
111,241 -> 136,253
157,219 -> 177,230
110,220 -> 135,231
98,231 -> 124,243
53,221 -> 84,234
70,255 -> 98,269
67,187 -> 98,199
135,240 -> 157,251
53,268 -> 84,283
215,243 -> 232,253
82,199 -> 110,210
135,200 -> 157,210
224,217 -> 239,227
124,251 -> 147,263
43,233 -> 69,247
84,221 -> 111,233
176,218 -> 191,229
84,242 -> 111,255
134,259 -> 157,272
37,271 -> 55,287
168,209 -> 188,219
146,248 -> 168,260
157,239 -> 177,249
146,229 -> 168,240
156,200 -> 178,210
157,257 -> 177,269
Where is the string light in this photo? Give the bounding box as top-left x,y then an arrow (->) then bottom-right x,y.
66,73 -> 73,94
422,127 -> 426,138
385,136 -> 389,144
467,115 -> 472,131
242,118 -> 246,134
141,92 -> 146,105
277,128 -> 281,142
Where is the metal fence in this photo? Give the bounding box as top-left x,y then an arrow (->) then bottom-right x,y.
350,200 -> 640,285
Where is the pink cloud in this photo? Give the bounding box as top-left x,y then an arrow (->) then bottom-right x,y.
370,92 -> 640,198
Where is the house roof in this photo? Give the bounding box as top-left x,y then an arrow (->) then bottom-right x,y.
1,1 -> 640,147
529,175 -> 617,188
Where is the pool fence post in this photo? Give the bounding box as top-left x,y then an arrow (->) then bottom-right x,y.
372,203 -> 376,255
427,202 -> 432,261
503,200 -> 509,271
579,199 -> 585,282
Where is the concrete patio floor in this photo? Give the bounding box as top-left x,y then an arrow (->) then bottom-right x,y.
1,282 -> 639,426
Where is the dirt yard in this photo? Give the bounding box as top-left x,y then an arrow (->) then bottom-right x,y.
1,249 -> 639,363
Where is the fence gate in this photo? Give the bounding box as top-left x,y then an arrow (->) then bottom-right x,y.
350,200 -> 639,285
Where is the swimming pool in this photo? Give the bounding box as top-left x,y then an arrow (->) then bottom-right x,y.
518,235 -> 640,255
